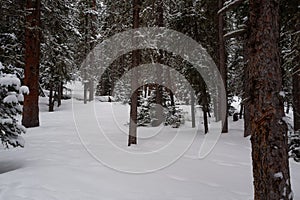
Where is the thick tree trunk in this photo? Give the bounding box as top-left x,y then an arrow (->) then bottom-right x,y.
22,0 -> 41,128
218,0 -> 228,133
128,0 -> 140,146
247,0 -> 293,199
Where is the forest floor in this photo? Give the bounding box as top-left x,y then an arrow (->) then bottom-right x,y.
0,96 -> 299,200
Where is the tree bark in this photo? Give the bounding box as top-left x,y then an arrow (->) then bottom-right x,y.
128,0 -> 140,146
218,0 -> 228,133
247,0 -> 293,199
22,0 -> 41,128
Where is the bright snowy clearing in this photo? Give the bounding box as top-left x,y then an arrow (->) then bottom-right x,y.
1,92 -> 299,200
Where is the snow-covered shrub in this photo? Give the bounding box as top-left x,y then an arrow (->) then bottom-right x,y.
0,62 -> 28,148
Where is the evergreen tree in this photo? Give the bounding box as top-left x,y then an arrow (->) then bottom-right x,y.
40,0 -> 78,111
0,62 -> 27,148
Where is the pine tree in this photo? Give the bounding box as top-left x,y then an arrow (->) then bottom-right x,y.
0,62 -> 27,148
40,0 -> 78,111
0,0 -> 26,67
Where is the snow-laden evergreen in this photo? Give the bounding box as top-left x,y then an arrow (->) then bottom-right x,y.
0,62 -> 27,148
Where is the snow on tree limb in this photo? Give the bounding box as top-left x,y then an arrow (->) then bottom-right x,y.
217,0 -> 246,15
224,29 -> 246,40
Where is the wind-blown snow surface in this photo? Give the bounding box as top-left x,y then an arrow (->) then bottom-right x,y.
0,98 -> 299,200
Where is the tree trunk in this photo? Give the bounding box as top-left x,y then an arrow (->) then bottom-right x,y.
22,0 -> 41,128
247,0 -> 293,199
49,83 -> 54,112
218,0 -> 228,133
191,89 -> 195,128
83,69 -> 88,104
57,81 -> 63,107
154,0 -> 164,126
239,103 -> 244,119
128,0 -> 140,146
89,79 -> 94,101
202,87 -> 209,134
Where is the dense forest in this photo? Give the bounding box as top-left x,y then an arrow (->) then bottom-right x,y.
0,0 -> 299,199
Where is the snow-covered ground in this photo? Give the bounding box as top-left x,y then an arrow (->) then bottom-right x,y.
1,97 -> 299,200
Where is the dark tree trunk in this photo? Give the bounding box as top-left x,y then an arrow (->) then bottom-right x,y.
202,87 -> 209,134
22,0 -> 41,128
128,0 -> 140,146
247,0 -> 293,199
49,83 -> 54,112
218,0 -> 228,133
154,0 -> 164,126
203,106 -> 208,134
57,81 -> 63,107
239,103 -> 244,119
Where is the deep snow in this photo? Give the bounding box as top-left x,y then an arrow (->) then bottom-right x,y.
0,97 -> 299,200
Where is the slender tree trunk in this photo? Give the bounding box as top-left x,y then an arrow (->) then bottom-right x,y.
165,65 -> 175,114
239,103 -> 244,119
128,0 -> 140,146
22,0 -> 41,128
202,87 -> 209,134
247,0 -> 293,199
83,69 -> 88,104
218,0 -> 228,133
154,0 -> 164,126
89,0 -> 96,102
49,83 -> 54,112
191,88 -> 195,128
57,81 -> 63,107
89,79 -> 94,101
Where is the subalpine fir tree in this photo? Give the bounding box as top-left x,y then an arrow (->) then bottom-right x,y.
0,62 -> 28,148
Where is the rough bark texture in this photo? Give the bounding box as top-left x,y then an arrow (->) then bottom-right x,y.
128,0 -> 140,146
247,0 -> 293,199
22,0 -> 41,128
218,0 -> 228,133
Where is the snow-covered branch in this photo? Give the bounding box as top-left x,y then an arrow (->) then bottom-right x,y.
218,0 -> 247,15
224,29 -> 246,40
